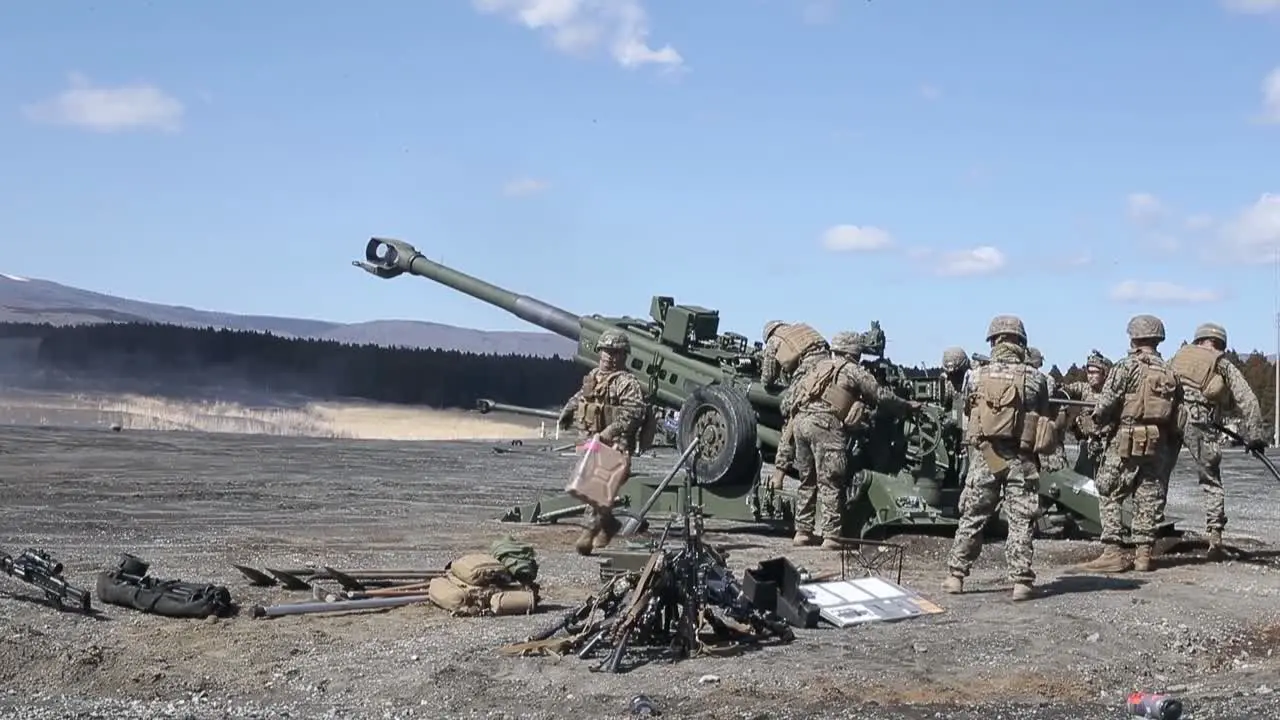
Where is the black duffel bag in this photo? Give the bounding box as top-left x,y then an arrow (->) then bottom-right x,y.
96,553 -> 237,619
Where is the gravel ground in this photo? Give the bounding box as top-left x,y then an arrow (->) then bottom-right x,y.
2,424 -> 1280,719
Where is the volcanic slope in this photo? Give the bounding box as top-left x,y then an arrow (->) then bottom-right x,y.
1,426 -> 1279,719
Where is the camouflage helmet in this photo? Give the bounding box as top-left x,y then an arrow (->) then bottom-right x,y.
763,320 -> 785,339
1085,350 -> 1112,372
1193,322 -> 1227,347
1126,314 -> 1166,342
830,331 -> 863,356
985,315 -> 1027,344
941,346 -> 969,372
1026,346 -> 1044,369
597,330 -> 630,352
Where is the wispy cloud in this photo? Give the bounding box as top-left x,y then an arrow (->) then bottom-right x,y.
934,246 -> 1006,276
22,72 -> 184,133
1218,193 -> 1280,263
501,177 -> 550,197
1109,280 -> 1221,304
1220,0 -> 1280,15
820,225 -> 894,251
471,0 -> 682,70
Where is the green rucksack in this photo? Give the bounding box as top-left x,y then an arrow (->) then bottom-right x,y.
490,536 -> 538,585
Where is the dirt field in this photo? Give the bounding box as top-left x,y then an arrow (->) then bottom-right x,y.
2,425 -> 1280,719
0,390 -> 549,441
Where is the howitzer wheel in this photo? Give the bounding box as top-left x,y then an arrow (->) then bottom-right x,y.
677,384 -> 759,487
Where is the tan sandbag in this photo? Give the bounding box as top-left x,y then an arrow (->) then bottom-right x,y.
489,589 -> 536,616
429,576 -> 480,614
448,553 -> 511,586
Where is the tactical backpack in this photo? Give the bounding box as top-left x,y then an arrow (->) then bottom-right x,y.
427,539 -> 539,617
97,553 -> 237,619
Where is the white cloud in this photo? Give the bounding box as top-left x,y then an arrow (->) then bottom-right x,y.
1126,192 -> 1165,226
22,72 -> 183,133
935,246 -> 1006,276
502,177 -> 550,197
471,0 -> 682,70
919,84 -> 942,101
1064,252 -> 1092,266
821,225 -> 893,251
801,0 -> 836,24
1184,213 -> 1215,231
1109,280 -> 1221,304
1219,193 -> 1280,263
1261,67 -> 1280,124
1221,0 -> 1280,14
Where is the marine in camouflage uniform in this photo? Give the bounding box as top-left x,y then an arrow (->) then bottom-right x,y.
1057,351 -> 1112,478
940,347 -> 970,426
789,332 -> 914,548
557,330 -> 648,556
1025,346 -> 1068,474
1076,315 -> 1182,574
1167,322 -> 1267,559
942,315 -> 1049,601
940,347 -> 974,479
761,320 -> 831,489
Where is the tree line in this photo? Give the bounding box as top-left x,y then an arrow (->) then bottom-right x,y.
0,322 -> 586,410
2,322 -> 1276,433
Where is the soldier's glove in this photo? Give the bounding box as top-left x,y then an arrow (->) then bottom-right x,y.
599,426 -> 618,443
1246,438 -> 1268,452
557,409 -> 573,431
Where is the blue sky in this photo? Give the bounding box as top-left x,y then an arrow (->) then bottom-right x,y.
2,0 -> 1279,369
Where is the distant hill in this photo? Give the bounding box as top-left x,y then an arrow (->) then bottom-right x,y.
0,272 -> 576,358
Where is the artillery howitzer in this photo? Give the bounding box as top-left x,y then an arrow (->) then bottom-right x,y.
356,237 -> 1175,541
475,398 -> 560,421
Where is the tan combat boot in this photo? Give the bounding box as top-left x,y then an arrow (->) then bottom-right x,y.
1133,544 -> 1154,572
1011,583 -> 1034,601
1075,545 -> 1132,573
820,537 -> 843,551
793,531 -> 816,546
942,572 -> 964,594
1205,530 -> 1226,561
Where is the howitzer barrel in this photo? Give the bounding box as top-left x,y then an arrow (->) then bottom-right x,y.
476,398 -> 561,421
354,238 -> 582,341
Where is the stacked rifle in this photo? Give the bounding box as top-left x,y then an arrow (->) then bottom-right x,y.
501,457 -> 793,672
0,547 -> 93,613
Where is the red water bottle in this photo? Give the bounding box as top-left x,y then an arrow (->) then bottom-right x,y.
1127,692 -> 1182,719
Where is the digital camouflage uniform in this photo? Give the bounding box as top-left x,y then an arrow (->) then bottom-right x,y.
1167,322 -> 1266,557
1058,351 -> 1111,478
943,315 -> 1049,601
789,332 -> 888,549
557,330 -> 648,555
761,320 -> 831,488
1076,315 -> 1182,574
